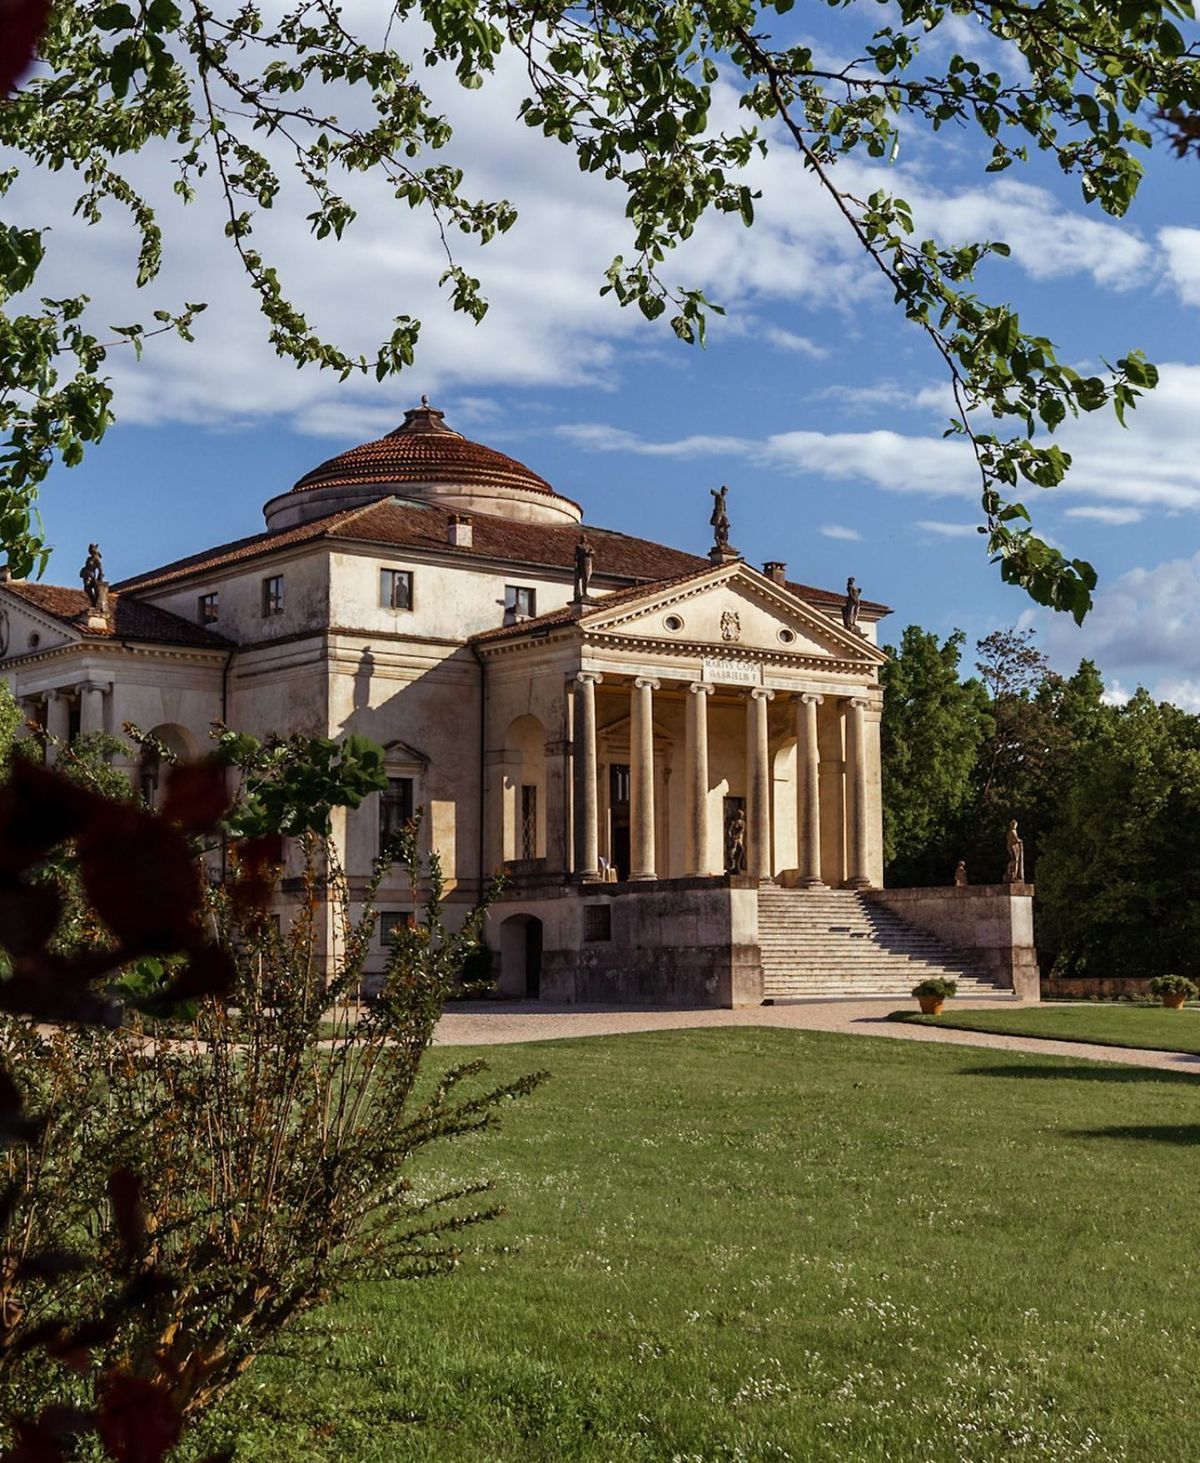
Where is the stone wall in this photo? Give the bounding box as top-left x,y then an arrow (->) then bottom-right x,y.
1041,975 -> 1152,1001
488,878 -> 763,1008
867,884 -> 1040,1000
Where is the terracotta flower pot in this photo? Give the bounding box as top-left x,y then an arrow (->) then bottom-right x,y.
918,996 -> 945,1015
1162,993 -> 1187,1010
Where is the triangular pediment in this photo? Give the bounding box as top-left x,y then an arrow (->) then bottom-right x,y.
0,589 -> 79,660
580,562 -> 886,666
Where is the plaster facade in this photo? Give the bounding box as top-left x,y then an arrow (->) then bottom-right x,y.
0,401 -> 918,1004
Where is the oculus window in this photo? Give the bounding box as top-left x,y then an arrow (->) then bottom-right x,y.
381,568 -> 414,611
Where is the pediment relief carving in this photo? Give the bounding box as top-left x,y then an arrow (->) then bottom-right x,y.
583,565 -> 886,666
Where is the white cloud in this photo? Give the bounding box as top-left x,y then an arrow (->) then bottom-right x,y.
916,520 -> 979,538
1063,505 -> 1144,526
820,523 -> 862,541
1045,549 -> 1200,684
1160,227 -> 1200,307
761,326 -> 829,358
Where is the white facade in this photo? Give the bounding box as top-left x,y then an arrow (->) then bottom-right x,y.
0,404 -> 891,1000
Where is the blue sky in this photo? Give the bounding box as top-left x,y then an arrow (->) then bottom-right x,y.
22,6 -> 1200,704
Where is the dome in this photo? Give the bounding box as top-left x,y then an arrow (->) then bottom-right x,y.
263,400 -> 582,531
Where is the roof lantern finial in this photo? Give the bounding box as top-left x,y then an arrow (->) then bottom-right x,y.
420,393 -> 429,407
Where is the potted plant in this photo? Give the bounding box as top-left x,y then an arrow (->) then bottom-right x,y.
1148,974 -> 1198,1010
912,977 -> 958,1016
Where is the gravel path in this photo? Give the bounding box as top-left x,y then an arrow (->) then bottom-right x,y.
433,998 -> 1200,1075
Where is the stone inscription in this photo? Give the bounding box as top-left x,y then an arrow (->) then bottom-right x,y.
702,656 -> 762,686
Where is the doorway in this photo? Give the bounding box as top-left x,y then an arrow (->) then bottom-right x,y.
609,762 -> 631,880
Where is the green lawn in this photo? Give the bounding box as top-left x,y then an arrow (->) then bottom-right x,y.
190,1029 -> 1200,1462
899,1001 -> 1200,1055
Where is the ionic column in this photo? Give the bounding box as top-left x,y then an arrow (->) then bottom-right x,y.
684,682 -> 714,877
845,696 -> 871,889
44,689 -> 70,764
79,682 -> 107,736
572,672 -> 602,879
629,677 -> 659,880
746,687 -> 774,881
795,693 -> 824,887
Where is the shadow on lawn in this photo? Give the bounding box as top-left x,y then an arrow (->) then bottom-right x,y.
1064,1125 -> 1200,1145
960,1063 -> 1200,1085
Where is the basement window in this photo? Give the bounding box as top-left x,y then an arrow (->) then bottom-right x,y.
584,904 -> 612,943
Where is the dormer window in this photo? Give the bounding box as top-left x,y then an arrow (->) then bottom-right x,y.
381,568 -> 414,611
262,575 -> 284,617
198,592 -> 219,625
505,586 -> 536,620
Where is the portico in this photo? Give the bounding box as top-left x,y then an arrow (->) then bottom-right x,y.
477,556 -> 887,892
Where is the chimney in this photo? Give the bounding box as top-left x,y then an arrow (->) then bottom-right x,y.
763,561 -> 787,585
0,565 -> 10,583
448,513 -> 473,548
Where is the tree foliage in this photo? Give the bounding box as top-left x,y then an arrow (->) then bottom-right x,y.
1036,691 -> 1200,981
880,625 -> 990,883
4,0 -> 1199,605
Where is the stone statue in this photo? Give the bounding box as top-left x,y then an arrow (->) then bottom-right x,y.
725,805 -> 746,875
80,543 -> 104,608
709,485 -> 731,552
954,860 -> 968,888
1004,819 -> 1025,883
842,576 -> 862,631
573,534 -> 595,602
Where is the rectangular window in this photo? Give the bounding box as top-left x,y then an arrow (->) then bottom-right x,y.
262,575 -> 285,617
521,784 -> 538,860
379,776 -> 414,850
198,592 -> 219,624
583,904 -> 612,943
380,568 -> 414,611
379,910 -> 414,945
505,585 -> 536,619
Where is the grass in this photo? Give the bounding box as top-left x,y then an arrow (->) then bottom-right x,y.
899,1001 -> 1200,1055
189,1028 -> 1200,1462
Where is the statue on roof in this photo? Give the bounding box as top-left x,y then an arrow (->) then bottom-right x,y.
842,576 -> 862,631
709,485 -> 731,552
80,544 -> 104,608
573,533 -> 595,602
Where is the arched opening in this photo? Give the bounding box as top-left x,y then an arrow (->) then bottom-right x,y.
140,722 -> 200,806
498,913 -> 543,999
501,714 -> 546,863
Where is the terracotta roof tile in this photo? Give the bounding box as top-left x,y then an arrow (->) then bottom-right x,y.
3,582 -> 232,649
291,402 -> 576,507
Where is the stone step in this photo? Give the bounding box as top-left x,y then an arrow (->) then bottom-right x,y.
757,886 -> 1007,999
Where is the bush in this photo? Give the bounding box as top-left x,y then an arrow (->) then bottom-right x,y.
1148,974 -> 1198,998
912,977 -> 958,999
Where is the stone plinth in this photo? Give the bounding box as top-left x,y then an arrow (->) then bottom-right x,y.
867,884 -> 1040,999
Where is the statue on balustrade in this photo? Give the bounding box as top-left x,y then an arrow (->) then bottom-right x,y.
80,544 -> 104,607
709,485 -> 731,552
573,534 -> 595,602
954,859 -> 968,887
1004,820 -> 1025,883
842,576 -> 862,631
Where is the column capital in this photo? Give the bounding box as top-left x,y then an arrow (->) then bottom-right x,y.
633,676 -> 661,691
797,692 -> 824,706
849,695 -> 870,710
749,686 -> 774,702
575,671 -> 603,687
688,681 -> 715,696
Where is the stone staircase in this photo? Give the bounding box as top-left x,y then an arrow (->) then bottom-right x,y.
758,887 -> 1014,1001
